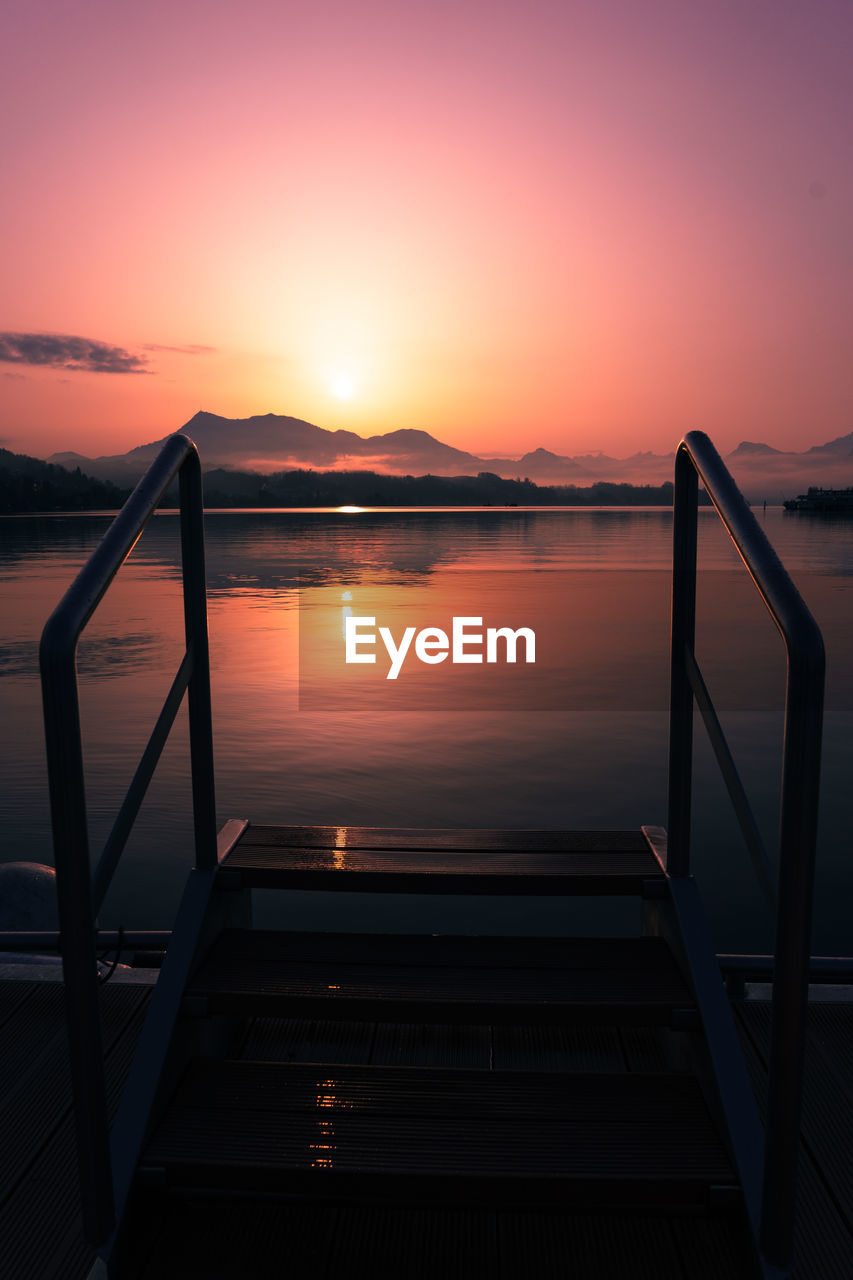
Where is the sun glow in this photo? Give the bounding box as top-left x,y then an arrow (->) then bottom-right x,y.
330,373 -> 356,400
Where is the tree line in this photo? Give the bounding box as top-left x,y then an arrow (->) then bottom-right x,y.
0,448 -> 130,512
1,447 -> 685,512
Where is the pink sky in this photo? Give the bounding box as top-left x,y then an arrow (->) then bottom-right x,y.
2,0 -> 852,461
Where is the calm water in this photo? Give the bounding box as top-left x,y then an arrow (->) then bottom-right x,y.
1,506 -> 851,953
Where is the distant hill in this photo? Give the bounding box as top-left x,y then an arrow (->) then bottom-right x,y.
0,447 -> 130,513
805,431 -> 853,456
729,441 -> 782,456
0,446 -> 680,510
49,450 -> 98,467
45,410 -> 674,487
517,447 -> 591,478
39,410 -> 853,503
66,411 -> 495,482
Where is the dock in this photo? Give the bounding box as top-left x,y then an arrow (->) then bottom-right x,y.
1,829 -> 852,1280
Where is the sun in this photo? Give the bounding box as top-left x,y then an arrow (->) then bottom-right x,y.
330,373 -> 356,400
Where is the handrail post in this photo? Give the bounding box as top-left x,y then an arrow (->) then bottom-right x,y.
40,644 -> 115,1244
39,432 -> 212,1250
667,447 -> 698,877
760,647 -> 825,1267
179,452 -> 217,870
672,430 -> 826,1274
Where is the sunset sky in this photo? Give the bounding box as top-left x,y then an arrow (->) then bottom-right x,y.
2,0 -> 852,462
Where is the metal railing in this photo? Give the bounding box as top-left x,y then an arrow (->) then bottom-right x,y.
37,428 -> 825,1269
667,431 -> 825,1272
39,433 -> 215,1246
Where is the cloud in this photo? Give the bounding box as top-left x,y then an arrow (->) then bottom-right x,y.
0,332 -> 149,373
143,343 -> 216,355
3,371 -> 28,380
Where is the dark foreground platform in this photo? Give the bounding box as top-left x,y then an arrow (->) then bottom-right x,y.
1,977 -> 852,1279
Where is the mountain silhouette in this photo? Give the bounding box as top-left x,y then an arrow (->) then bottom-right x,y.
729,441 -> 782,456
49,411 -> 539,482
804,430 -> 853,456
44,410 -> 853,501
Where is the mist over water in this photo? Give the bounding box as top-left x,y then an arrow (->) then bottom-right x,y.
1,506 -> 851,953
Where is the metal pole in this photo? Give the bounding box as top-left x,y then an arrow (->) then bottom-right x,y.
760,644 -> 824,1268
38,433 -> 198,1248
675,431 -> 826,1271
179,451 -> 218,869
666,445 -> 698,877
39,641 -> 116,1245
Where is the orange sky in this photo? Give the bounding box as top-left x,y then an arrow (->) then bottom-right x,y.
2,0 -> 852,462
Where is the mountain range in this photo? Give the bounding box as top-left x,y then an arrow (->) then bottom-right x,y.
47,410 -> 853,501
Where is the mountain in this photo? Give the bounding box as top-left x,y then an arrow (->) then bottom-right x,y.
151,413 -> 491,473
56,412 -> 495,482
42,411 -> 853,502
725,434 -> 853,502
43,412 -> 670,486
48,450 -> 99,466
729,441 -> 782,456
516,447 -> 591,478
45,412 -> 563,485
569,449 -> 676,481
805,431 -> 853,456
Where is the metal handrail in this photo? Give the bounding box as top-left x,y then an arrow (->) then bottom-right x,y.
668,430 -> 825,1272
38,427 -> 824,1267
39,433 -> 215,1246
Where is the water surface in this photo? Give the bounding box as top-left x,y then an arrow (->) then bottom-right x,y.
1,506 -> 850,952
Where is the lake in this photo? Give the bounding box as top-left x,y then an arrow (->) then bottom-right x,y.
1,506 -> 851,954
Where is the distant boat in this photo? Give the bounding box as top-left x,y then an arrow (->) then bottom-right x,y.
784,486 -> 853,512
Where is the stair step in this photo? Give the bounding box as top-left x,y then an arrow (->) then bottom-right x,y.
219,825 -> 666,895
130,1196 -> 755,1280
140,1061 -> 733,1208
187,932 -> 695,1026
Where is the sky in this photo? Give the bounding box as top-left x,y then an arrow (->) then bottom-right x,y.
2,0 -> 852,462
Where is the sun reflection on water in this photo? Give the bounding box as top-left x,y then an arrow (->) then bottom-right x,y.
334,825 -> 348,870
310,1079 -> 348,1168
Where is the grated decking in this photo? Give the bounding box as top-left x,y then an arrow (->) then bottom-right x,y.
8,824 -> 851,1278
3,986 -> 853,1276
187,930 -> 695,1025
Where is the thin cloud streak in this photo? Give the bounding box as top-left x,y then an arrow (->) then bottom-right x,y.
143,343 -> 216,355
0,332 -> 149,374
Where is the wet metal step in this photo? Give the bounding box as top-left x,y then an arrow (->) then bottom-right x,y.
218,825 -> 666,896
141,1060 -> 733,1208
186,931 -> 696,1027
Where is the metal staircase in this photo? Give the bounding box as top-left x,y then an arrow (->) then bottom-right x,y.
119,820 -> 753,1277
39,432 -> 824,1278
